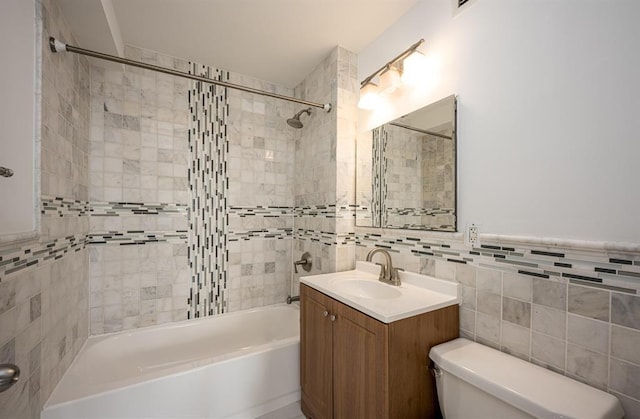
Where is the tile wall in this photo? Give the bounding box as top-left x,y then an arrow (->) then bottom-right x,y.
354,227 -> 640,416
291,46 -> 359,296
87,46 -> 190,333
381,124 -> 423,227
420,133 -> 455,227
226,73 -> 297,311
87,45 -> 311,322
0,0 -> 91,417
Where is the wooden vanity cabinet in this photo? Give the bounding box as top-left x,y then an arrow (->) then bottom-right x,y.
300,283 -> 459,419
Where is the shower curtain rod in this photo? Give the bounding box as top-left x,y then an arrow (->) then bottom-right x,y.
389,122 -> 453,140
49,37 -> 332,112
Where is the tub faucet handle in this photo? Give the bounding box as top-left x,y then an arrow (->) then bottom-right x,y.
0,364 -> 19,393
294,252 -> 312,273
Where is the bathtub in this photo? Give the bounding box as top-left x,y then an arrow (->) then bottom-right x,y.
42,304 -> 300,419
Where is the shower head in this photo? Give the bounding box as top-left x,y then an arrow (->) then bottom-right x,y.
287,108 -> 312,129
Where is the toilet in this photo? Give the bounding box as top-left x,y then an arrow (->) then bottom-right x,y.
429,338 -> 624,419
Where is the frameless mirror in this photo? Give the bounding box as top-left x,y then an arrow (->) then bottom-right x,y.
356,95 -> 457,231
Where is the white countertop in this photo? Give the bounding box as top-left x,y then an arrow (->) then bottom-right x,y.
300,261 -> 460,323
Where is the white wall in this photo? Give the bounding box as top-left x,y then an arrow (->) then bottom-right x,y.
0,0 -> 37,240
358,0 -> 640,244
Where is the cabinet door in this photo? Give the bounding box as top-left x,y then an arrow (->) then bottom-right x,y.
332,300 -> 389,419
301,285 -> 334,419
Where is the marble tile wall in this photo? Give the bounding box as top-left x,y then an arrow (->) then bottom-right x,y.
87,46 -> 190,333
375,126 -> 456,230
354,227 -> 640,417
382,124 -> 423,227
87,43 -> 356,321
291,46 -> 359,296
226,73 -> 297,311
420,133 -> 455,218
0,1 -> 90,417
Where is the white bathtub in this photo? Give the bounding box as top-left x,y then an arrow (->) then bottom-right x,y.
42,304 -> 300,419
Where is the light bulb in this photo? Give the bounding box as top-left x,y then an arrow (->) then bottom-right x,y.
401,50 -> 429,86
358,82 -> 381,110
379,66 -> 401,94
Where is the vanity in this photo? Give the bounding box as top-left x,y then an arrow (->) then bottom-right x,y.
300,261 -> 460,419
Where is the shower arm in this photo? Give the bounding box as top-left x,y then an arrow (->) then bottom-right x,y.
49,37 -> 332,113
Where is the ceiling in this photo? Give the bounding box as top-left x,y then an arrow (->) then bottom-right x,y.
57,0 -> 418,87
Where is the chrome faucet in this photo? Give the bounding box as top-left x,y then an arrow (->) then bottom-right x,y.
366,248 -> 401,286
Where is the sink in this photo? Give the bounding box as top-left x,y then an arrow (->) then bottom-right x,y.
333,279 -> 402,300
300,261 -> 460,323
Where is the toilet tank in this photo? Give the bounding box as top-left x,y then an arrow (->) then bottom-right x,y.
429,338 -> 624,419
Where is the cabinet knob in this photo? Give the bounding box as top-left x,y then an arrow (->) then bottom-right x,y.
330,314 -> 336,321
323,310 -> 329,317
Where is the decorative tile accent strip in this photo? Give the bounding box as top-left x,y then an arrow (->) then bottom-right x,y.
385,207 -> 455,217
384,223 -> 456,231
187,63 -> 229,318
91,202 -> 188,216
372,126 -> 383,227
228,206 -> 294,217
296,229 -> 356,246
0,196 -> 190,281
88,231 -> 188,245
0,234 -> 87,281
42,196 -> 188,217
356,231 -> 640,293
41,196 -> 90,216
229,228 -> 293,241
295,205 -> 357,218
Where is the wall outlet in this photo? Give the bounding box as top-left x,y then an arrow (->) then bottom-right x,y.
467,224 -> 479,247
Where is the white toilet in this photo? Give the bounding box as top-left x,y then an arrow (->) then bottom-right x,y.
429,338 -> 624,419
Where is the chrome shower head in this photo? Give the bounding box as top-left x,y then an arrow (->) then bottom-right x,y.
287,108 -> 312,129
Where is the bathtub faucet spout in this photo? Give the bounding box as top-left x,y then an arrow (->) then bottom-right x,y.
286,295 -> 300,304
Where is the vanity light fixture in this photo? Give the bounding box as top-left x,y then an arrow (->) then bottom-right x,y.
379,65 -> 402,94
358,81 -> 382,110
358,39 -> 425,109
400,50 -> 429,86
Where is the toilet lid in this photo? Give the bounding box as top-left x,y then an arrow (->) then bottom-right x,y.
429,339 -> 624,419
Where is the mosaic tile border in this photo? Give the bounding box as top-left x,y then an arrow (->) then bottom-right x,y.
385,207 -> 455,217
371,126 -> 383,227
88,231 -> 188,245
228,205 -> 358,219
41,196 -> 90,216
41,196 -> 188,217
228,206 -> 294,217
384,223 -> 456,231
1,197 -> 190,281
297,229 -> 356,246
91,202 -> 188,216
229,228 -> 293,241
356,231 -> 640,294
295,205 -> 356,219
0,234 -> 87,280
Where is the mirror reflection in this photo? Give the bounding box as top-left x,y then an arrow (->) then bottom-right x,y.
356,95 -> 457,231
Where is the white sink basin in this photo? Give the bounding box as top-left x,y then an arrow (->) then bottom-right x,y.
333,279 -> 402,300
300,261 -> 460,323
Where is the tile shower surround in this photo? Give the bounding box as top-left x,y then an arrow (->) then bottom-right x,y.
225,70 -> 297,311
86,44 -> 351,319
0,0 -> 90,418
355,229 -> 640,416
289,46 -> 360,300
88,46 -> 192,333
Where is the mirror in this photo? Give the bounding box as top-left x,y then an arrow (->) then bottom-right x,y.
356,95 -> 457,231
